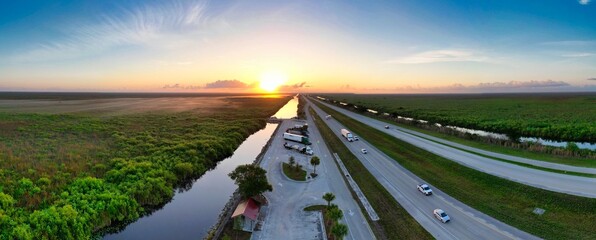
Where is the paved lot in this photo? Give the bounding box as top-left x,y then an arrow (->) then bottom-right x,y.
313,99 -> 596,198
252,119 -> 375,240
309,100 -> 539,240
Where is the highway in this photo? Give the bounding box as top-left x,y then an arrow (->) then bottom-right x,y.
309,101 -> 539,240
311,98 -> 596,198
253,119 -> 376,240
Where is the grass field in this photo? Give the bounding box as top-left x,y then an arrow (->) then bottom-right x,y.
313,100 -> 596,239
0,94 -> 290,240
321,93 -> 596,143
282,163 -> 306,181
310,107 -> 432,240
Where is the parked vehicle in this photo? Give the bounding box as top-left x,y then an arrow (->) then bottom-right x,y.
361,149 -> 368,154
283,142 -> 313,155
433,209 -> 450,223
417,184 -> 433,195
341,129 -> 354,142
283,132 -> 311,145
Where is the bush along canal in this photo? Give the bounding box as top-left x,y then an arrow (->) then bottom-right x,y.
103,97 -> 298,239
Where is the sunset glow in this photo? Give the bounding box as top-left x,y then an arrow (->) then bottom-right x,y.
0,1 -> 594,93
259,71 -> 288,93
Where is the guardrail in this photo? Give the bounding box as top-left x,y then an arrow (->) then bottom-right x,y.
332,153 -> 380,221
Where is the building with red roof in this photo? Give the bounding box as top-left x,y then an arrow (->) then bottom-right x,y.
231,198 -> 261,232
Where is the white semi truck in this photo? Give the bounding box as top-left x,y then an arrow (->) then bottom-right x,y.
283,132 -> 311,145
341,129 -> 353,142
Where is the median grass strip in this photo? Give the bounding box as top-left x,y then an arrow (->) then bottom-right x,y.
314,101 -> 596,240
311,108 -> 432,240
321,99 -> 596,168
282,162 -> 307,181
391,129 -> 596,178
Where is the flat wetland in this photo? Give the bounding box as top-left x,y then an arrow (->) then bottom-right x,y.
321,92 -> 596,143
0,92 -> 290,239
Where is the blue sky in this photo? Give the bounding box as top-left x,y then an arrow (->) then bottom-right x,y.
0,0 -> 595,92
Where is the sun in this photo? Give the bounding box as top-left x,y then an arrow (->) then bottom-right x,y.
259,71 -> 287,93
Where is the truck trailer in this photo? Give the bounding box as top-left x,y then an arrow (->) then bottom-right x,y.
283,132 -> 311,145
283,142 -> 314,155
341,129 -> 353,142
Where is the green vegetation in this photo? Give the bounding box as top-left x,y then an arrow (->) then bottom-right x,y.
305,193 -> 348,240
321,93 -> 596,164
297,95 -> 306,119
229,164 -> 273,199
322,93 -> 595,142
322,192 -> 335,207
310,156 -> 320,176
314,101 -> 596,239
282,163 -> 307,181
311,108 -> 432,240
377,116 -> 596,167
0,96 -> 289,239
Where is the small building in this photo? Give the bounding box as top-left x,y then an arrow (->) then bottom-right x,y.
231,198 -> 261,232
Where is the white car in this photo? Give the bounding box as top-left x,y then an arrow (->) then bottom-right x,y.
384,125 -> 390,129
417,184 -> 433,195
353,136 -> 359,141
361,149 -> 368,154
433,209 -> 450,223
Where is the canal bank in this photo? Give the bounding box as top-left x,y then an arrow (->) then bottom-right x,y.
104,96 -> 299,240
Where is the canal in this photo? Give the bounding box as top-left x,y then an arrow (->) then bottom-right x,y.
104,95 -> 298,239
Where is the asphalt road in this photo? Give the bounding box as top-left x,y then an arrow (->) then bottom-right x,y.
309,101 -> 540,240
312,99 -> 596,198
252,119 -> 376,240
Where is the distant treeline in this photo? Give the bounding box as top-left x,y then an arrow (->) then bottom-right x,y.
0,96 -> 290,239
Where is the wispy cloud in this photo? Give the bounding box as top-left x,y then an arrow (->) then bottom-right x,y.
579,0 -> 591,5
205,80 -> 253,89
337,80 -> 587,93
10,0 -> 219,62
162,80 -> 309,91
384,49 -> 488,64
560,52 -> 594,57
541,40 -> 596,46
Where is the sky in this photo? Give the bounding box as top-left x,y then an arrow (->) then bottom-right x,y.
0,0 -> 595,93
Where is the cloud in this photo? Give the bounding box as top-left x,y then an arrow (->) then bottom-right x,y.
279,82 -> 310,91
204,80 -> 250,89
541,40 -> 596,47
338,80 -> 584,93
588,78 -> 596,81
560,52 -> 594,57
385,49 -> 489,64
400,80 -> 573,93
162,83 -> 202,89
10,0 -> 217,62
579,0 -> 590,5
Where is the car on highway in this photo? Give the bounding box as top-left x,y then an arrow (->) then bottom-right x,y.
353,136 -> 359,141
417,184 -> 433,195
433,209 -> 450,223
361,148 -> 368,154
384,125 -> 389,129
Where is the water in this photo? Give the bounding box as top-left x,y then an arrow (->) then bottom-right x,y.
392,114 -> 594,150
272,95 -> 299,119
104,96 -> 297,239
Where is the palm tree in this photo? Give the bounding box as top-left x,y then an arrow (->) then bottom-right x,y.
327,207 -> 343,224
310,156 -> 320,174
322,192 -> 335,207
289,156 -> 295,168
331,223 -> 348,240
